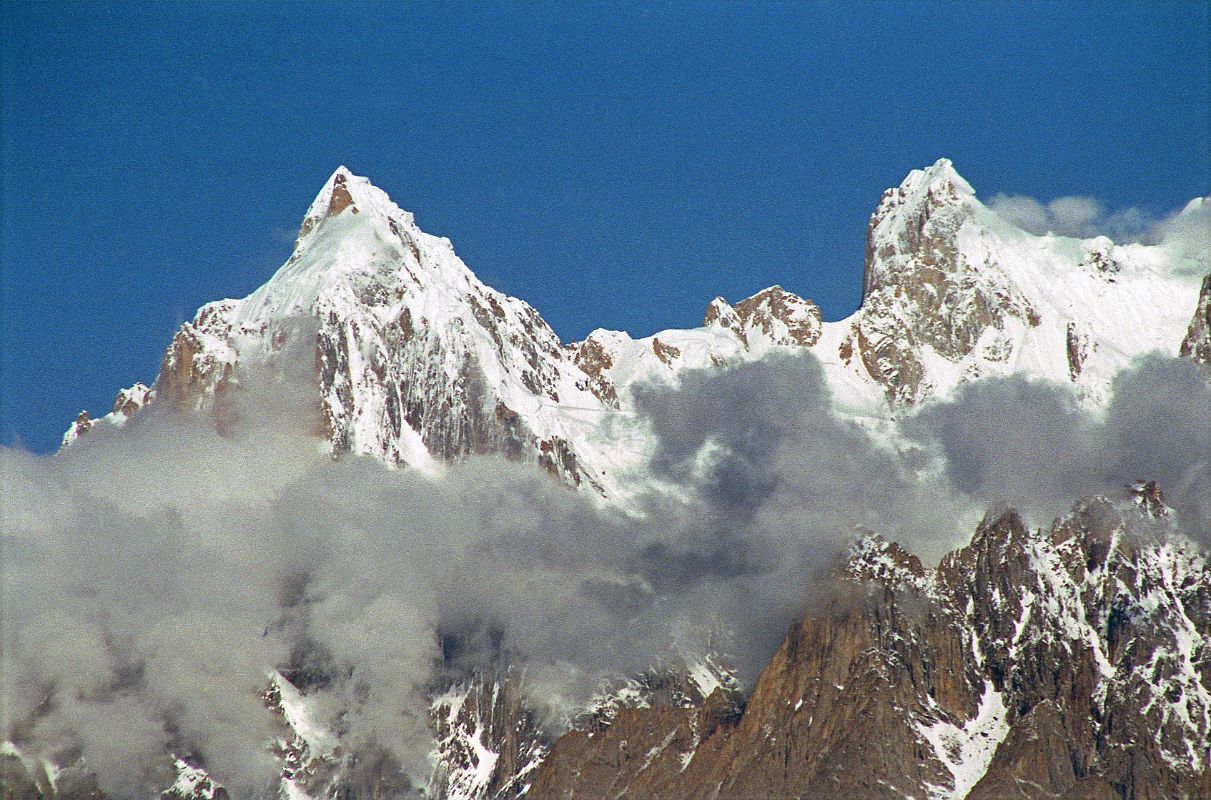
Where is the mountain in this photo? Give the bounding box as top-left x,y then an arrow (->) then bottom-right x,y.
61,161 -> 1207,500
16,162 -> 1209,799
526,487 -> 1211,800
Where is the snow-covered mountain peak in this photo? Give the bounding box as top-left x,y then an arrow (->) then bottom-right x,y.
863,158 -> 982,296
239,167 -> 479,327
898,157 -> 976,200
113,166 -> 626,486
845,159 -> 1204,405
61,162 -> 1206,500
300,165 -> 405,233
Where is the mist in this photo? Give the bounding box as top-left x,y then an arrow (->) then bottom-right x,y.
904,353 -> 1211,543
3,346 -> 1206,797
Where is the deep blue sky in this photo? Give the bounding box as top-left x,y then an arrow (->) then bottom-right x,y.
2,2 -> 1208,453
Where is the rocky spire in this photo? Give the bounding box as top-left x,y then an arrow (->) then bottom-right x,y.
1180,273 -> 1211,366
861,157 -> 977,299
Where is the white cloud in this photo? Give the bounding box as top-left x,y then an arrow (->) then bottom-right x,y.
1153,197 -> 1211,265
5,344 -> 1208,795
0,350 -> 977,795
987,192 -> 1156,242
986,193 -> 1049,234
987,190 -> 1211,276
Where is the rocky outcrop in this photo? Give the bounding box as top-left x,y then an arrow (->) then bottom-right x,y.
527,495 -> 1211,800
1180,273 -> 1211,366
154,300 -> 238,413
697,286 -> 823,350
161,760 -> 228,800
1081,237 -> 1121,279
649,337 -> 681,366
109,383 -> 151,418
568,337 -> 619,408
1067,320 -> 1092,380
296,169 -> 359,244
730,286 -> 823,347
59,411 -> 94,448
59,383 -> 153,449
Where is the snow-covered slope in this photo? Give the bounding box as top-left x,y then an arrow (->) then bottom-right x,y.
63,161 -> 1206,502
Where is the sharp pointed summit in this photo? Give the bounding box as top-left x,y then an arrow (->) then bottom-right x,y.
900,156 -> 976,197
295,165 -> 405,248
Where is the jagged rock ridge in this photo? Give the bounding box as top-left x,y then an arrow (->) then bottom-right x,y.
526,494 -> 1211,800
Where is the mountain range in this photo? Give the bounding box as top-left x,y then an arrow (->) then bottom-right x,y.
5,160 -> 1209,800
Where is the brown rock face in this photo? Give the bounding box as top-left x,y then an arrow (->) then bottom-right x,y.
650,337 -> 681,366
701,297 -> 748,348
527,499 -> 1211,800
110,384 -> 150,418
311,296 -> 597,489
324,173 -> 357,218
1180,273 -> 1211,366
295,170 -> 360,244
58,384 -> 153,449
1067,321 -> 1091,379
701,288 -> 823,351
529,548 -> 967,799
1131,479 -> 1171,519
65,410 -> 93,441
155,300 -> 239,412
1081,239 -> 1121,279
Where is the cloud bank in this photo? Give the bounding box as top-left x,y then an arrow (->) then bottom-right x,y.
904,354 -> 1211,542
2,346 -> 1207,797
